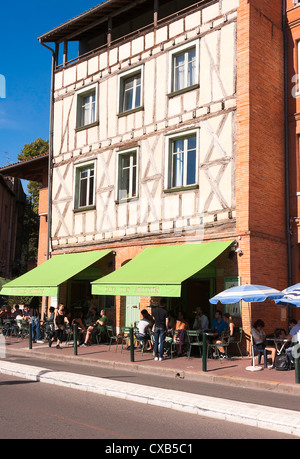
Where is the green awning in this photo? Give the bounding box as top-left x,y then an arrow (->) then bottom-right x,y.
1,250 -> 111,297
92,241 -> 233,297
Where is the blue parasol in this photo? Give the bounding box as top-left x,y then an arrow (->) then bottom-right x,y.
275,283 -> 300,307
209,284 -> 284,304
209,284 -> 284,371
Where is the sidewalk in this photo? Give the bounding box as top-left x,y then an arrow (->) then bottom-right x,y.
2,335 -> 300,394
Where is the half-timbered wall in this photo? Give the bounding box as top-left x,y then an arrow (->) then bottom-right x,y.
51,0 -> 238,251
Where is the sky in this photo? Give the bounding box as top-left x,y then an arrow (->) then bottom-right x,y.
0,0 -> 102,168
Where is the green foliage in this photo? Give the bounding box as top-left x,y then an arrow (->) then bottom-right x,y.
18,138 -> 49,214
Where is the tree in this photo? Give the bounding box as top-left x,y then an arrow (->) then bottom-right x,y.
17,138 -> 49,213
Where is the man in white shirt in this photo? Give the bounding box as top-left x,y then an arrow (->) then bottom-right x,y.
136,309 -> 152,343
192,307 -> 209,332
285,319 -> 300,369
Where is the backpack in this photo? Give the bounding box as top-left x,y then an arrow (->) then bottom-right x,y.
274,354 -> 289,371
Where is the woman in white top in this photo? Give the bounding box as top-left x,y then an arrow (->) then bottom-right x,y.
251,319 -> 276,369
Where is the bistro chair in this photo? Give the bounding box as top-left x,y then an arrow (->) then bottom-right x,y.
16,320 -> 30,339
106,325 -> 120,351
229,327 -> 243,357
186,330 -> 203,359
120,327 -> 132,353
3,319 -> 13,337
65,325 -> 73,345
134,328 -> 151,356
207,329 -> 230,362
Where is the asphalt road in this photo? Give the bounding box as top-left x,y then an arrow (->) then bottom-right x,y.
2,353 -> 300,413
0,373 -> 297,440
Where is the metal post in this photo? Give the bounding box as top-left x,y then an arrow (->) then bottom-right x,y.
130,327 -> 134,362
29,323 -> 33,350
295,357 -> 300,384
73,323 -> 78,356
202,333 -> 207,372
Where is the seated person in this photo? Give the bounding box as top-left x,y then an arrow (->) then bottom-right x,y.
285,319 -> 300,369
72,311 -> 87,345
175,311 -> 189,356
251,319 -> 276,369
136,309 -> 152,349
81,309 -> 107,346
212,310 -> 228,335
212,312 -> 234,358
192,307 -> 209,332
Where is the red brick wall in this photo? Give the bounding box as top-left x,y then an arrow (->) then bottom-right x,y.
237,0 -> 288,347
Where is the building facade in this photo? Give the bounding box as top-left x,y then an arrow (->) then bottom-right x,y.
36,0 -> 293,343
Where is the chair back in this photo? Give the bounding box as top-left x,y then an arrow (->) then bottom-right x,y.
186,330 -> 202,343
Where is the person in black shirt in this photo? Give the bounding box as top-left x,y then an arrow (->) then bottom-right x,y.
152,298 -> 169,361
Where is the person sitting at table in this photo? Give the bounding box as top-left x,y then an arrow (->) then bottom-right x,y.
211,313 -> 234,359
72,311 -> 87,346
81,309 -> 107,346
284,319 -> 300,370
174,311 -> 189,356
251,319 -> 276,369
192,307 -> 209,332
212,310 -> 228,335
136,309 -> 152,350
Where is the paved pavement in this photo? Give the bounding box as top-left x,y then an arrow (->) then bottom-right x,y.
1,336 -> 300,437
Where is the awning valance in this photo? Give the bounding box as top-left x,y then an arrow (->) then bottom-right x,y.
1,250 -> 111,297
91,241 -> 233,297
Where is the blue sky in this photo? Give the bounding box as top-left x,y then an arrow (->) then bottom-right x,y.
0,1 -> 101,168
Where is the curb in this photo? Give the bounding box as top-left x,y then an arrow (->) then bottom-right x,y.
5,347 -> 300,396
0,360 -> 300,437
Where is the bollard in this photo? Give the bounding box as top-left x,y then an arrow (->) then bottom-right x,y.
73,323 -> 78,356
130,327 -> 134,362
295,357 -> 300,384
202,333 -> 207,372
29,323 -> 33,350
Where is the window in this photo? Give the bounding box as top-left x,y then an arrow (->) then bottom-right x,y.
74,161 -> 95,210
76,84 -> 98,129
117,148 -> 138,201
169,40 -> 199,95
165,130 -> 199,190
118,65 -> 143,114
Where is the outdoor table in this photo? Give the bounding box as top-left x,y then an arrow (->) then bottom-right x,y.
266,337 -> 289,355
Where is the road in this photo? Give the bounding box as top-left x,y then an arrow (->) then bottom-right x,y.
0,373 -> 297,440
2,353 -> 300,412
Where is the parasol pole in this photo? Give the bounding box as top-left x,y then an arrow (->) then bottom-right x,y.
245,301 -> 263,371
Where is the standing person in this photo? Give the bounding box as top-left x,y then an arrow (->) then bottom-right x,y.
30,303 -> 43,344
192,307 -> 209,332
152,298 -> 169,361
49,304 -> 69,349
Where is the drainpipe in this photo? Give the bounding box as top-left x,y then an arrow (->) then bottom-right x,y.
38,40 -> 56,314
282,0 -> 292,286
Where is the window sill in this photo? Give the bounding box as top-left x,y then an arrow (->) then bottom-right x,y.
163,184 -> 199,193
73,205 -> 96,213
75,121 -> 99,132
168,84 -> 199,99
115,197 -> 139,204
117,106 -> 144,118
